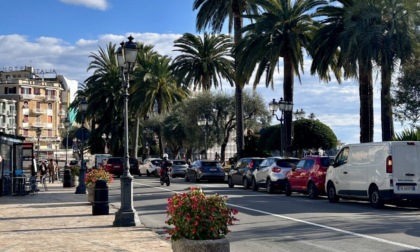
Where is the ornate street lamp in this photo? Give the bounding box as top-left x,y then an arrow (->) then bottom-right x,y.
198,116 -> 213,159
36,127 -> 42,162
294,109 -> 306,120
269,98 -> 293,156
101,132 -> 112,154
113,35 -> 140,227
75,99 -> 88,194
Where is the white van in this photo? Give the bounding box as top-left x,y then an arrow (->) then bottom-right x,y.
325,141 -> 420,208
89,154 -> 112,169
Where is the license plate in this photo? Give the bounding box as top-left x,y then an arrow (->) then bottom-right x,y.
398,185 -> 415,191
210,169 -> 217,171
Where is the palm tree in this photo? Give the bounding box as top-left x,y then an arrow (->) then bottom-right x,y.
235,0 -> 327,150
193,0 -> 260,159
362,0 -> 418,140
311,0 -> 375,143
131,54 -> 190,155
70,43 -> 122,155
171,32 -> 234,91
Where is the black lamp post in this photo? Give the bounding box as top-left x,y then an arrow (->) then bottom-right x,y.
269,98 -> 293,156
75,99 -> 88,194
36,127 -> 42,162
64,118 -> 71,169
294,109 -> 306,120
198,116 -> 213,159
102,133 -> 112,154
113,35 -> 140,227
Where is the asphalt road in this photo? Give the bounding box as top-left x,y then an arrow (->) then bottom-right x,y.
108,176 -> 420,252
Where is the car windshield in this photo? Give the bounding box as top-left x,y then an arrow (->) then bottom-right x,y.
151,160 -> 161,165
173,160 -> 186,165
201,162 -> 222,168
320,157 -> 330,167
107,158 -> 122,164
275,159 -> 299,167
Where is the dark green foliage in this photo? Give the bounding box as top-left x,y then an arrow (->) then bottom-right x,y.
392,128 -> 420,141
293,119 -> 337,150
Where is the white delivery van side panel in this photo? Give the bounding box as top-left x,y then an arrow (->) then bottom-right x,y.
367,143 -> 392,192
392,141 -> 420,197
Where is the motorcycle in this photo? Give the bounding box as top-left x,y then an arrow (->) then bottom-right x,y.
160,167 -> 171,186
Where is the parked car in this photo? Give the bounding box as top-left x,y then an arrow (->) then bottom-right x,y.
170,159 -> 188,178
227,157 -> 265,189
252,157 -> 300,193
284,156 -> 330,199
104,157 -> 139,177
185,160 -> 225,182
326,141 -> 420,208
139,158 -> 162,177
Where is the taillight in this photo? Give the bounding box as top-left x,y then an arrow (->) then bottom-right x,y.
386,156 -> 392,173
272,167 -> 282,173
249,160 -> 254,169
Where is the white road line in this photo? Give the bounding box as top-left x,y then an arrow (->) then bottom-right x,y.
134,181 -> 420,250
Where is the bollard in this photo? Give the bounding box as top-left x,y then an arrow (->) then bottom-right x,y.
92,179 -> 109,215
63,169 -> 71,188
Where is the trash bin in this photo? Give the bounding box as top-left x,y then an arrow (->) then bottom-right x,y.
92,179 -> 109,215
63,169 -> 71,188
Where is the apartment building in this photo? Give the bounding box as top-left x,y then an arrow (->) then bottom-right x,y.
0,66 -> 72,161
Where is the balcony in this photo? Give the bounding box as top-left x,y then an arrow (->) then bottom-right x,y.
31,109 -> 46,115
20,94 -> 35,100
22,108 -> 30,115
58,110 -> 66,116
44,95 -> 57,102
0,123 -> 6,128
7,123 -> 16,129
21,122 -> 30,128
31,122 -> 46,128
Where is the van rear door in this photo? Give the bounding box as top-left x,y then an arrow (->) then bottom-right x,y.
393,141 -> 420,195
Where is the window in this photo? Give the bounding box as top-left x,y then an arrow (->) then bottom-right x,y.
34,88 -> 41,95
23,101 -> 29,108
48,103 -> 52,110
20,87 -> 31,94
36,102 -> 41,109
335,147 -> 349,167
48,129 -> 52,137
23,115 -> 29,123
48,116 -> 52,123
23,129 -> 28,136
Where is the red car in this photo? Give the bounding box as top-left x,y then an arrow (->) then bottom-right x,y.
284,156 -> 331,199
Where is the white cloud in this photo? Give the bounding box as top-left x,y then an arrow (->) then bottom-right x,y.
59,0 -> 109,10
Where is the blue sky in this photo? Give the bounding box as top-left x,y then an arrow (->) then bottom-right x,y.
1,0 -> 405,145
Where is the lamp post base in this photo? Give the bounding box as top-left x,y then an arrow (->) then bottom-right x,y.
113,175 -> 141,227
75,186 -> 86,194
113,210 -> 141,227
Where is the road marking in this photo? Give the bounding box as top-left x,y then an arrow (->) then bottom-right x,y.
229,203 -> 420,250
133,181 -> 420,250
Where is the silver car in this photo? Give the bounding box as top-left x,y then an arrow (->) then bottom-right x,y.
170,159 -> 188,178
252,157 -> 299,193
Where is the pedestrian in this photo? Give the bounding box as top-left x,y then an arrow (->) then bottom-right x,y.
39,161 -> 47,177
47,159 -> 57,183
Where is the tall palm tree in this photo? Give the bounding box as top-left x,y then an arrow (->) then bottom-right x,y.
311,0 -> 375,143
193,0 -> 260,159
361,0 -> 418,140
70,43 -> 122,155
235,0 -> 326,149
171,32 -> 234,91
131,54 -> 190,155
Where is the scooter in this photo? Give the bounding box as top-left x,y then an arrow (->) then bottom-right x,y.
160,167 -> 171,186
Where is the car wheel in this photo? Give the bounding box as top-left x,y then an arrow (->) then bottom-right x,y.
251,177 -> 259,191
228,177 -> 234,188
243,178 -> 250,189
266,178 -> 274,194
369,185 -> 384,209
284,180 -> 292,196
308,182 -> 318,199
327,182 -> 339,203
146,170 -> 151,177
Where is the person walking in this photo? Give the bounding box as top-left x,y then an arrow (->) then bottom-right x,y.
47,159 -> 57,183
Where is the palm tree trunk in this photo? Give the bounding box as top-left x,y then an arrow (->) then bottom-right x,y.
233,0 -> 245,159
359,62 -> 374,143
283,55 -> 294,153
381,63 -> 394,141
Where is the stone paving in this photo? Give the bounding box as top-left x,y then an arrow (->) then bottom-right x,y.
0,182 -> 172,252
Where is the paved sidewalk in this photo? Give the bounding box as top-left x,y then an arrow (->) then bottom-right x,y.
0,182 -> 172,252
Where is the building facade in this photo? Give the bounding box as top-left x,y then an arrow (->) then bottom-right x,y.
0,66 -> 71,161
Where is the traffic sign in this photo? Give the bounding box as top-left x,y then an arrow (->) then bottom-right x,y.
76,127 -> 90,141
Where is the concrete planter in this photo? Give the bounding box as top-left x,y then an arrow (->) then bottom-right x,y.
171,237 -> 229,252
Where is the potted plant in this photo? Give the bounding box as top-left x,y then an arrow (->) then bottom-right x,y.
85,168 -> 114,203
166,187 -> 239,252
69,166 -> 80,187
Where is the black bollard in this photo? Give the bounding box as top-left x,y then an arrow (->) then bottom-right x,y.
63,169 -> 72,188
92,179 -> 109,215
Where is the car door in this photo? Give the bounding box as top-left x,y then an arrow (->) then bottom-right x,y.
299,159 -> 315,190
288,160 -> 305,190
230,159 -> 243,184
256,158 -> 272,184
330,147 -> 350,195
